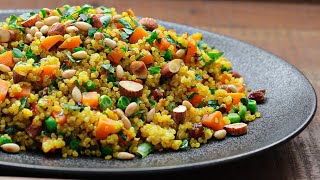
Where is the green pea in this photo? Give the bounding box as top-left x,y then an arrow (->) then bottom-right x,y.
45,116 -> 57,132
99,95 -> 113,110
232,106 -> 238,113
69,139 -> 80,150
247,99 -> 257,114
0,134 -> 12,146
228,113 -> 241,124
238,105 -> 247,119
117,96 -> 130,110
83,80 -> 95,91
101,146 -> 113,156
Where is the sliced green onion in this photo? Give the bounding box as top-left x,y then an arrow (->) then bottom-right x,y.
45,116 -> 57,132
247,99 -> 257,114
238,105 -> 247,119
228,113 -> 241,124
179,139 -> 189,151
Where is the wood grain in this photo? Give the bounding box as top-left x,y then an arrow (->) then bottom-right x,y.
0,1 -> 319,179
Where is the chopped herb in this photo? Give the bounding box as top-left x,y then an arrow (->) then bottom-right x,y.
112,82 -> 119,87
12,48 -> 24,58
101,146 -> 113,156
19,97 -> 28,111
8,15 -> 24,31
121,47 -> 127,52
129,110 -> 144,117
117,18 -> 132,29
65,52 -> 80,63
204,52 -> 224,67
166,35 -> 185,49
188,92 -> 199,100
240,98 -> 248,106
56,8 -> 63,16
122,28 -> 133,35
98,7 -> 112,13
0,50 -> 7,54
88,27 -> 98,38
207,100 -> 219,108
19,12 -> 35,21
75,4 -> 93,15
196,40 -> 206,50
119,130 -> 127,141
90,67 -> 96,72
100,14 -> 112,28
132,98 -> 142,104
195,74 -> 202,80
51,79 -> 59,89
136,142 -> 154,158
75,79 -> 80,88
210,88 -> 216,94
197,100 -> 205,108
69,139 -> 80,150
101,64 -> 114,73
108,47 -> 112,52
26,48 -> 38,61
163,50 -> 172,61
32,62 -> 40,67
180,139 -> 189,150
79,14 -> 88,21
130,17 -> 140,27
149,99 -> 156,107
74,47 -> 83,52
221,66 -> 230,72
40,9 -> 47,19
146,31 -> 158,44
107,74 -> 116,82
168,102 -> 175,111
5,127 -> 14,135
103,32 -> 111,38
63,103 -> 86,110
86,17 -> 93,24
148,66 -> 160,75
120,32 -> 129,39
18,44 -> 25,51
156,38 -> 162,43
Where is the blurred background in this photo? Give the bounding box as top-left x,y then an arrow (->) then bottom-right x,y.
0,0 -> 320,179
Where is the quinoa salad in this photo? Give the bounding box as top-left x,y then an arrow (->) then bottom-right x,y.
0,5 -> 266,159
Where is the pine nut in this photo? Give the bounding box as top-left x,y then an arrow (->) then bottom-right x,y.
44,16 -> 60,26
74,22 -> 92,31
25,27 -> 31,34
227,84 -> 238,93
104,38 -> 117,49
34,31 -> 43,39
62,69 -> 76,79
175,49 -> 186,58
0,64 -> 11,73
116,65 -> 125,80
26,33 -> 33,42
72,86 -> 82,103
214,129 -> 227,140
30,26 -> 39,36
121,115 -> 131,130
94,32 -> 104,40
64,20 -> 74,27
40,25 -> 49,35
116,152 -> 135,160
35,21 -> 44,29
182,100 -> 193,110
72,51 -> 88,59
115,108 -> 124,117
1,143 -> 20,153
147,108 -> 155,122
66,26 -> 79,33
125,102 -> 138,117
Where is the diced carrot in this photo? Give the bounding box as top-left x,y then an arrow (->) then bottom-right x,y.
219,73 -> 232,84
58,36 -> 81,49
52,109 -> 67,125
41,35 -> 64,51
201,111 -> 225,131
0,79 -> 9,102
227,93 -> 245,105
129,27 -> 149,44
115,22 -> 124,29
40,65 -> 59,79
140,51 -> 154,65
107,47 -> 123,64
188,87 -> 205,107
95,116 -> 119,140
154,33 -> 171,51
0,51 -> 14,67
82,92 -> 99,107
184,38 -> 197,63
11,85 -> 31,98
235,83 -> 245,93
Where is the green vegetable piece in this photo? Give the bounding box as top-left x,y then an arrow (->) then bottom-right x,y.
83,80 -> 95,91
146,31 -> 158,44
99,95 -> 113,110
88,27 -> 98,38
5,127 -> 14,135
136,142 -> 154,158
12,48 -> 24,58
117,96 -> 130,110
0,134 -> 13,146
63,103 -> 86,111
40,9 -> 47,19
26,48 -> 38,61
19,97 -> 28,111
120,32 -> 129,39
195,74 -> 202,80
180,139 -> 189,150
207,100 -> 219,108
247,99 -> 257,114
19,12 -> 35,21
238,105 -> 247,119
166,35 -> 185,49
228,113 -> 241,124
101,146 -> 113,156
221,66 -> 230,72
164,50 -> 172,61
148,66 -> 161,75
90,67 -> 96,72
168,102 -> 175,111
69,139 -> 80,150
204,52 -> 224,67
117,18 -> 132,29
119,130 -> 127,140
149,99 -> 156,107
100,14 -> 112,28
240,98 -> 248,106
232,106 -> 238,113
122,28 -> 133,35
132,98 -> 142,104
74,47 -> 83,52
101,64 -> 114,73
45,116 -> 57,132
187,92 -> 199,100
107,74 -> 116,82
210,88 -> 216,94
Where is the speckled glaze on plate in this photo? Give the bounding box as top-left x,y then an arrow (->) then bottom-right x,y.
0,10 -> 316,176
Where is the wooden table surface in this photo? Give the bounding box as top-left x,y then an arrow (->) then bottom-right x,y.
1,0 -> 319,179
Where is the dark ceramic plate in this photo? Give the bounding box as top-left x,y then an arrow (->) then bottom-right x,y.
0,10 -> 316,176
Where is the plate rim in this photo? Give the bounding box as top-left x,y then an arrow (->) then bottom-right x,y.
0,9 -> 317,175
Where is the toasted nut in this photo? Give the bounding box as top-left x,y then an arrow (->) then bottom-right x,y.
160,59 -> 182,79
13,58 -> 21,63
34,31 -> 43,39
116,65 -> 125,80
224,123 -> 248,136
173,105 -> 187,124
248,89 -> 266,103
121,115 -> 132,130
1,143 -> 20,153
227,84 -> 238,93
25,28 -> 31,34
26,33 -> 33,42
214,129 -> 227,140
0,64 -> 11,73
21,14 -> 41,27
229,70 -> 241,78
91,14 -> 103,28
175,49 -> 186,58
62,69 -> 76,79
72,86 -> 82,103
66,26 -> 79,33
152,89 -> 163,102
104,38 -> 117,49
35,21 -> 44,29
72,50 -> 88,59
44,16 -> 60,26
115,108 -> 125,117
0,29 -> 15,43
139,17 -> 158,31
48,23 -> 66,36
189,123 -> 205,139
42,8 -> 52,15
40,25 -> 49,35
125,102 -> 138,117
74,22 -> 92,31
130,61 -> 148,79
147,108 -> 155,122
116,152 -> 135,160
64,20 -> 74,27
182,100 -> 193,110
119,81 -> 143,98
13,70 -> 25,83
30,26 -> 39,36
94,32 -> 104,40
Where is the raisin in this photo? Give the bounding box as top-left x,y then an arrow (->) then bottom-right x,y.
153,88 -> 163,102
248,89 -> 266,103
229,70 -> 241,78
189,123 -> 205,139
